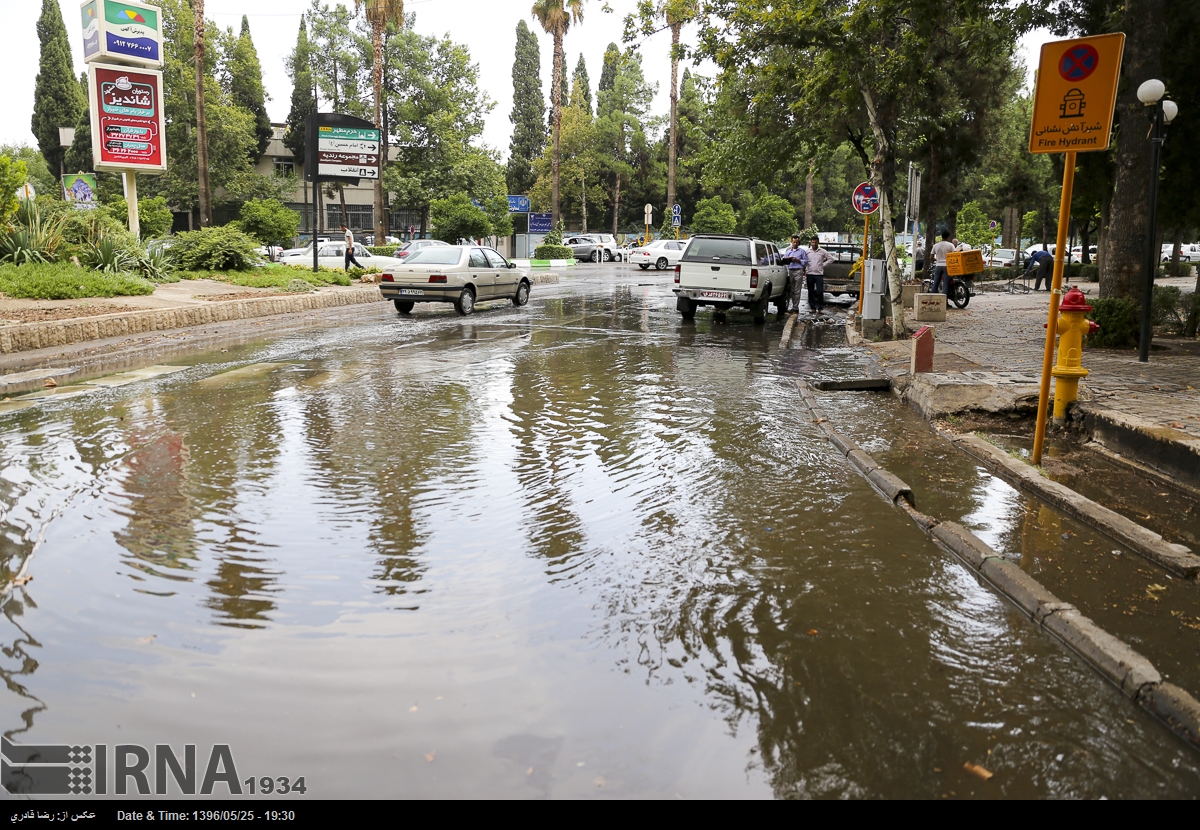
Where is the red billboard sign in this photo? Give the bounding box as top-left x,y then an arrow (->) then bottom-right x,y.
89,63 -> 166,172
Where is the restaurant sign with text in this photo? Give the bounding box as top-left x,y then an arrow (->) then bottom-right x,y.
1029,33 -> 1124,154
88,63 -> 166,172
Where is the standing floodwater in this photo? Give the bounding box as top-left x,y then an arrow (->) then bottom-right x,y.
1,270 -> 1197,798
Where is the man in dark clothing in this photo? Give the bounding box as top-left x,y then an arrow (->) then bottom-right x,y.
1026,249 -> 1054,291
341,225 -> 364,271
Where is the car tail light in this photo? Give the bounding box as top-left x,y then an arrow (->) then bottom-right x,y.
381,273 -> 394,282
674,264 -> 680,283
750,269 -> 759,288
429,275 -> 447,283
398,251 -> 410,257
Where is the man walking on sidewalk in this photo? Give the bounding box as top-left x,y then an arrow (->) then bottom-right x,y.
804,236 -> 837,314
780,234 -> 809,312
342,224 -> 364,271
931,230 -> 955,298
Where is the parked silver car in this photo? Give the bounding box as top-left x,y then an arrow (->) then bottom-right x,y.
565,235 -> 603,263
588,233 -> 623,262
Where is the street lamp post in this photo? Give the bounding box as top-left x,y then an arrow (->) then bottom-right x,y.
1136,79 -> 1178,363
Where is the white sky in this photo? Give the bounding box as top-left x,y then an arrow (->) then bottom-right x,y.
4,1 -> 1049,165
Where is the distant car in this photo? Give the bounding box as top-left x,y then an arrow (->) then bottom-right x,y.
987,248 -> 1022,269
629,239 -> 687,270
379,245 -> 531,316
565,235 -> 603,263
363,235 -> 402,246
587,233 -> 623,262
279,242 -> 406,270
1161,243 -> 1200,262
396,239 -> 451,259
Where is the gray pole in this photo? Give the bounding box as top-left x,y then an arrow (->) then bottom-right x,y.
1138,103 -> 1164,363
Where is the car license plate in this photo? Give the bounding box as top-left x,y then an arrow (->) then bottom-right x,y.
400,289 -> 424,296
700,291 -> 731,300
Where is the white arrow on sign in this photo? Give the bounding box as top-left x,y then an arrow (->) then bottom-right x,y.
318,139 -> 379,154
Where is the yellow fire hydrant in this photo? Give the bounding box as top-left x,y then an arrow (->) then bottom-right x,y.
1051,286 -> 1100,422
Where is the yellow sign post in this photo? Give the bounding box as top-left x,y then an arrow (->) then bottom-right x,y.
1029,34 -> 1124,466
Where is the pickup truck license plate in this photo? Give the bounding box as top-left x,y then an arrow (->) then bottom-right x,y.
400,289 -> 424,295
700,291 -> 731,300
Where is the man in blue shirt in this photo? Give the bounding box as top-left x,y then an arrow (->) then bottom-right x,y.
779,234 -> 809,312
1026,249 -> 1054,291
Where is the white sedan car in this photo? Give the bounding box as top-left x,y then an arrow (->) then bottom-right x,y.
280,242 -> 406,271
379,245 -> 531,315
630,239 -> 687,270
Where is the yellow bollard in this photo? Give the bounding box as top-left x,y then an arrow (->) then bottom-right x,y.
1050,286 -> 1100,422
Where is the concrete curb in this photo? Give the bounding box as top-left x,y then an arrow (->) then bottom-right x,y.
1079,404 -> 1200,492
952,432 -> 1200,579
0,288 -> 385,355
795,379 -> 1200,751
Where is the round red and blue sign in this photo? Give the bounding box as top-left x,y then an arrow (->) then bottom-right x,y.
852,182 -> 880,215
1059,44 -> 1099,82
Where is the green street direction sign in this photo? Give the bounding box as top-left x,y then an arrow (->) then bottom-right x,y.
318,127 -> 380,142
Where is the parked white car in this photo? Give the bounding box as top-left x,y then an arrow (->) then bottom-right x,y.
1162,243 -> 1200,262
379,245 -> 531,315
280,242 -> 406,270
672,234 -> 788,322
630,239 -> 687,270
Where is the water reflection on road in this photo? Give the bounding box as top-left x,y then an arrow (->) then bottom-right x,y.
0,270 -> 1197,798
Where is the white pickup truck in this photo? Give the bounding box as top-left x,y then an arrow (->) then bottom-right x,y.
672,234 -> 789,322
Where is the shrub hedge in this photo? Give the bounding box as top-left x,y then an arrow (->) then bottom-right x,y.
368,245 -> 399,257
1086,297 -> 1139,349
533,244 -> 573,260
0,261 -> 154,300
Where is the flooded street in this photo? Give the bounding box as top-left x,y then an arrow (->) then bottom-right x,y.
2,266 -> 1198,798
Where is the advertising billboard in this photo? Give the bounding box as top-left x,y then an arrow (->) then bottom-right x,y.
62,173 -> 100,209
82,0 -> 163,68
88,63 -> 166,172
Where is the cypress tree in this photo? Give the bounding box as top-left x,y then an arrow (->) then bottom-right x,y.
284,20 -> 316,173
598,43 -> 620,94
31,0 -> 86,175
229,16 -> 273,156
64,106 -> 93,174
571,54 -> 591,115
506,20 -> 546,196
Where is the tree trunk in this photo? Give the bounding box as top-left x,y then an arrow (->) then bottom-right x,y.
372,23 -> 386,246
804,161 -> 814,230
923,150 -> 937,274
667,22 -> 680,214
551,32 -> 563,224
338,185 -> 348,229
861,85 -> 904,338
1080,219 -> 1093,264
612,173 -> 621,236
1097,190 -> 1109,275
194,0 -> 212,227
1100,0 -> 1165,299
1170,227 -> 1182,276
420,204 -> 428,238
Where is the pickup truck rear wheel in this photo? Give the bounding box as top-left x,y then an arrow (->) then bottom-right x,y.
677,297 -> 696,320
393,300 -> 414,314
752,282 -> 772,324
455,286 -> 476,315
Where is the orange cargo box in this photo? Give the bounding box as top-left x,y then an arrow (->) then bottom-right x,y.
946,250 -> 984,276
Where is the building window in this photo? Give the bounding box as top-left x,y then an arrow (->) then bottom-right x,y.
273,160 -> 295,177
327,204 -> 373,230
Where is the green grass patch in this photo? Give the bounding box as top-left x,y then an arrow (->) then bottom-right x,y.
176,265 -> 353,289
0,262 -> 155,300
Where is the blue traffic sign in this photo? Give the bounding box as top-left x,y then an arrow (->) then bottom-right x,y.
672,203 -> 682,216
508,195 -> 531,213
529,212 -> 553,234
672,215 -> 682,226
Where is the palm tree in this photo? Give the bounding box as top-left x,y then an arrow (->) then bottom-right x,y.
193,0 -> 211,226
531,0 -> 585,225
663,0 -> 696,220
355,0 -> 404,246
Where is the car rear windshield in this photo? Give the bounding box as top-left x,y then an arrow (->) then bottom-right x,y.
682,237 -> 752,264
404,248 -> 463,265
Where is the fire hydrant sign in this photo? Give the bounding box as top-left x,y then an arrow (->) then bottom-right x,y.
81,0 -> 163,68
88,63 -> 166,172
317,126 -> 381,180
1028,33 -> 1124,154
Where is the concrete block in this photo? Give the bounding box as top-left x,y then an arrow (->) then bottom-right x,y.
1043,608 -> 1162,697
1034,601 -> 1076,626
867,468 -> 914,504
931,521 -> 1001,570
897,499 -> 939,530
910,326 -> 934,374
1139,683 -> 1200,748
901,283 -> 920,309
827,431 -> 859,457
847,449 -> 880,475
980,558 -> 1062,619
914,293 -> 947,322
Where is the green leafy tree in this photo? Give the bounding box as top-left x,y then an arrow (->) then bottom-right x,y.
506,20 -> 546,197
598,42 -> 619,93
0,155 -> 29,223
0,145 -> 58,198
31,0 -> 86,177
531,0 -> 587,224
571,54 -> 592,115
595,49 -> 656,233
284,20 -> 316,173
229,17 -> 273,156
691,195 -> 736,233
531,100 -> 603,231
240,199 -> 302,247
955,201 -> 994,251
740,192 -> 795,242
105,196 -> 175,239
430,193 -> 490,243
